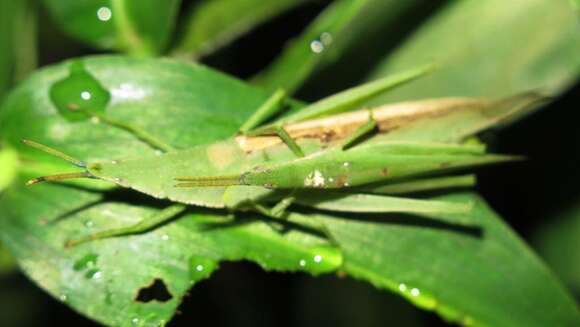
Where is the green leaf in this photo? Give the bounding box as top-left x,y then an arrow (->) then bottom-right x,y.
0,241 -> 16,276
0,0 -> 37,98
171,0 -> 308,60
318,193 -> 580,326
533,204 -> 580,294
0,146 -> 18,193
1,56 -> 578,326
0,56 -> 341,326
42,0 -> 181,55
367,0 -> 580,102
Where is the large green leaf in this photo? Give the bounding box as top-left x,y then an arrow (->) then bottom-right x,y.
0,56 -> 341,326
367,0 -> 580,102
42,0 -> 181,55
0,56 -> 578,326
319,193 -> 580,326
171,0 -> 308,60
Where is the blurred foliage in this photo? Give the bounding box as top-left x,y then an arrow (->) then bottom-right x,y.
171,0 -> 308,60
0,0 -> 37,98
368,0 -> 580,101
42,0 -> 181,55
533,204 -> 580,295
0,0 -> 578,326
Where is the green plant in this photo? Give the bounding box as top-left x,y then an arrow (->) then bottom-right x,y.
0,0 -> 578,326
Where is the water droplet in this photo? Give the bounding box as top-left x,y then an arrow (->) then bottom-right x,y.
310,40 -> 325,54
113,177 -> 122,183
50,61 -> 111,121
73,253 -> 98,271
111,160 -> 119,165
131,317 -> 140,325
397,282 -> 437,310
343,162 -> 350,167
310,32 -> 333,54
320,32 -> 333,46
161,234 -> 170,241
84,220 -> 95,228
154,150 -> 163,156
85,268 -> 102,280
189,256 -> 218,283
90,116 -> 101,124
97,6 -> 112,22
297,245 -> 342,275
59,293 -> 68,302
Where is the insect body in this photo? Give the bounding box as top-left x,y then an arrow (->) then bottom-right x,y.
24,64 -> 545,246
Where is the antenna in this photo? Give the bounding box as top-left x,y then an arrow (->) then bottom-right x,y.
22,140 -> 92,186
22,140 -> 86,167
26,172 -> 92,186
174,175 -> 243,187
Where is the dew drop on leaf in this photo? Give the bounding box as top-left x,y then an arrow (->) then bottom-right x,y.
59,293 -> 69,302
310,40 -> 325,54
85,268 -> 102,280
73,253 -> 99,271
397,283 -> 438,310
49,61 -> 111,121
189,256 -> 218,283
297,245 -> 342,275
96,6 -> 112,22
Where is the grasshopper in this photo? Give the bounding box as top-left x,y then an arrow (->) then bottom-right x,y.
24,64 -> 544,247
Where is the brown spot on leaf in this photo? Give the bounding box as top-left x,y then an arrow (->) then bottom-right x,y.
335,174 -> 349,188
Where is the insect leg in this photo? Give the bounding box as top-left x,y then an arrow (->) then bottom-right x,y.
341,111 -> 378,150
272,126 -> 305,157
65,204 -> 186,247
271,195 -> 296,218
239,89 -> 287,133
356,175 -> 476,195
275,64 -> 434,125
294,192 -> 474,226
249,197 -> 336,237
245,124 -> 305,158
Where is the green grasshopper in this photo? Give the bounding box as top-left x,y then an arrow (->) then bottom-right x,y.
24,64 -> 544,247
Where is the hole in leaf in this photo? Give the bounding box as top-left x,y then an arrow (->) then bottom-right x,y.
135,278 -> 173,303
